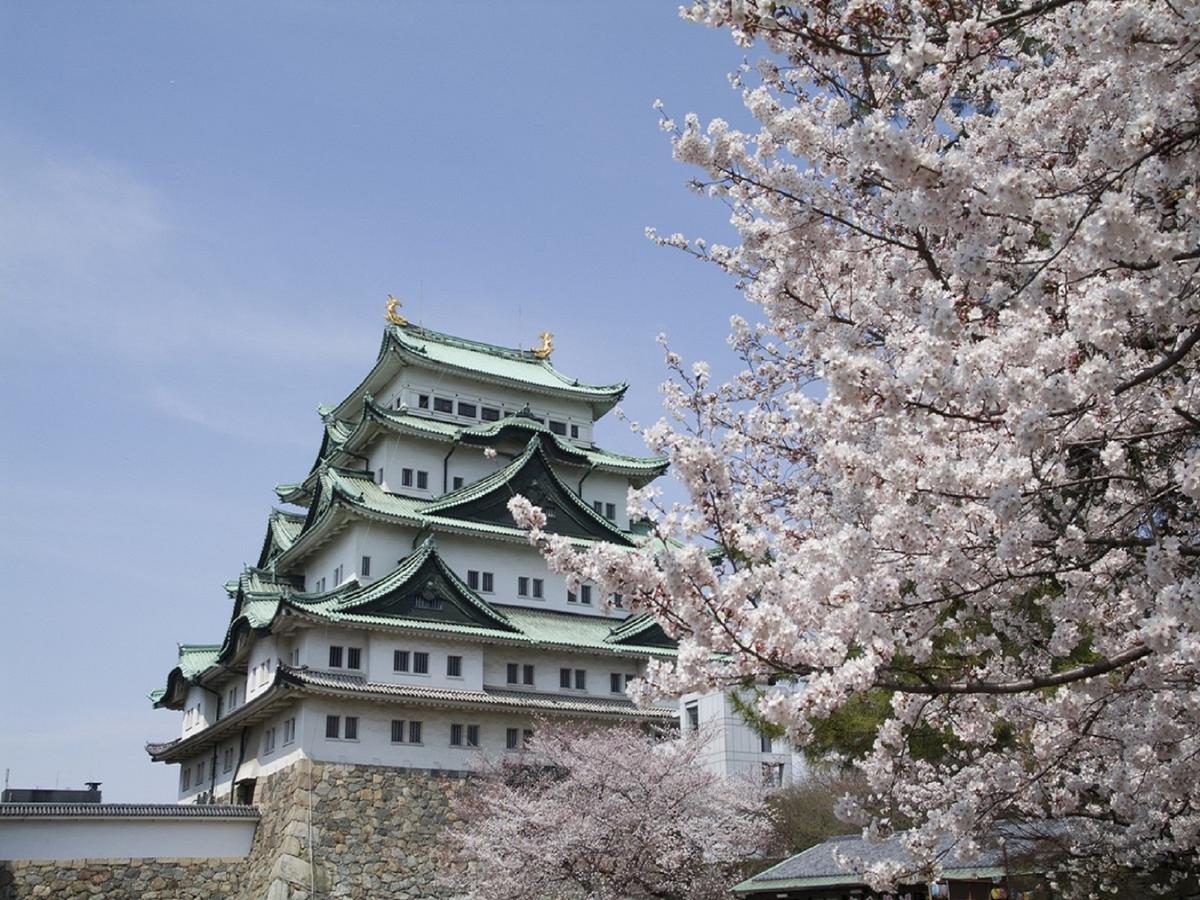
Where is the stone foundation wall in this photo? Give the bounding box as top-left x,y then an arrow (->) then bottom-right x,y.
0,761 -> 467,900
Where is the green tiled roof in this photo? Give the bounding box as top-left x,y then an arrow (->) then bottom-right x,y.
390,325 -> 626,400
177,644 -> 221,677
331,325 -> 627,421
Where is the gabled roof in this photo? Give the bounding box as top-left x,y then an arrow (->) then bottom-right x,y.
605,613 -> 676,648
283,538 -> 518,634
255,509 -> 306,569
421,436 -> 636,545
331,324 -> 627,421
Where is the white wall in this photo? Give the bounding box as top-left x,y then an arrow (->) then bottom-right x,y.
0,816 -> 257,861
681,689 -> 800,787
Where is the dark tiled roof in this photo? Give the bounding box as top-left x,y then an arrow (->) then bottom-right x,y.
0,803 -> 259,819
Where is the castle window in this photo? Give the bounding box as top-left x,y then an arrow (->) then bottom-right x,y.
467,725 -> 480,747
517,577 -> 529,597
329,646 -> 344,668
580,585 -> 592,605
347,647 -> 362,670
433,397 -> 453,414
559,668 -> 571,689
611,593 -> 624,608
361,556 -> 371,577
480,406 -> 500,421
568,589 -> 576,604
223,747 -> 234,773
450,723 -> 464,746
592,500 -> 603,515
394,650 -> 410,672
452,476 -> 464,490
182,767 -> 191,791
391,719 -> 406,743
605,503 -> 616,520
283,718 -> 296,744
482,572 -> 494,593
523,728 -> 534,747
574,669 -> 586,691
417,394 -> 430,409
506,727 -> 519,750
413,652 -> 429,674
506,663 -> 519,684
402,468 -> 414,487
685,703 -> 699,732
263,728 -> 276,754
457,401 -> 477,418
549,420 -> 567,436
333,564 -> 343,585
344,717 -> 358,740
447,655 -> 463,678
408,720 -> 422,743
325,715 -> 341,738
523,664 -> 534,685
532,578 -> 544,599
197,760 -> 206,782
417,470 -> 429,490
570,424 -> 580,439
762,762 -> 784,787
467,570 -> 480,590
761,733 -> 773,753
610,673 -> 624,694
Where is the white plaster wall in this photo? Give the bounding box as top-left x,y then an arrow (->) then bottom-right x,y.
680,690 -> 799,786
181,686 -> 215,738
482,648 -> 642,697
366,632 -> 484,690
365,434 -> 450,497
0,816 -> 257,861
378,367 -> 595,444
300,522 -> 421,590
578,471 -> 635,530
435,533 -> 622,618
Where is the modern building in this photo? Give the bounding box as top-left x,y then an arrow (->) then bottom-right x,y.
146,313 -> 691,803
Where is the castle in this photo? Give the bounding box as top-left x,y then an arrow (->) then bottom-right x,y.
147,311 -> 683,802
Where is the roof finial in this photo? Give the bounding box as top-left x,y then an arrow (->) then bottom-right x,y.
532,331 -> 553,359
386,294 -> 409,327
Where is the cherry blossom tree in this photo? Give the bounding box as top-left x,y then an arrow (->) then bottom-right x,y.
436,724 -> 770,900
511,0 -> 1200,890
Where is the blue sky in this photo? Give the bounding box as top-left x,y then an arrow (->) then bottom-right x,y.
0,2 -> 757,800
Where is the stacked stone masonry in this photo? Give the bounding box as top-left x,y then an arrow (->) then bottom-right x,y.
0,762 -> 466,900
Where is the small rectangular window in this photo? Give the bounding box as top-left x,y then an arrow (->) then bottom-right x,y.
394,649 -> 410,672
450,723 -> 464,747
567,589 -> 577,603
182,768 -> 191,790
467,724 -> 480,747
523,728 -> 534,747
761,733 -> 773,753
532,578 -> 544,599
574,669 -> 587,691
517,577 -> 529,597
480,407 -> 500,422
506,663 -> 519,684
284,718 -> 296,744
377,467 -> 384,485
418,394 -> 430,409
570,424 -> 579,439
685,703 -> 699,732
347,647 -> 362,670
361,556 -> 371,577
333,564 -> 343,585
605,503 -> 616,520
326,715 -> 340,739
417,470 -> 429,490
452,476 -> 464,489
467,570 -> 480,590
447,655 -> 463,677
549,420 -> 567,436
612,593 -> 624,608
402,468 -> 414,487
434,397 -> 454,413
523,664 -> 535,685
506,727 -> 519,750
408,720 -> 422,743
223,747 -> 233,772
593,500 -> 603,514
414,652 -> 429,674
481,572 -> 494,592
197,760 -> 206,781
344,716 -> 358,740
611,673 -> 623,694
559,668 -> 571,689
329,646 -> 343,668
391,720 -> 406,743
580,585 -> 592,605
458,402 -> 477,418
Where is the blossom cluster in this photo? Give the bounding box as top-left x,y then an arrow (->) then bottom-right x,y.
515,0 -> 1199,889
